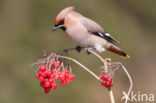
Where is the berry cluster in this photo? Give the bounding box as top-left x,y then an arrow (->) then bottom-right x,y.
99,74 -> 113,88
35,61 -> 75,93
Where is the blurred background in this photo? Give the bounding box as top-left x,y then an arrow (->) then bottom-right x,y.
0,0 -> 156,103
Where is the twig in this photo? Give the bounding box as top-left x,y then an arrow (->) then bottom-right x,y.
120,63 -> 133,103
112,62 -> 133,103
108,88 -> 115,103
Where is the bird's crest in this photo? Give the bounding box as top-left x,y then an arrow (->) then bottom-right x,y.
55,6 -> 74,25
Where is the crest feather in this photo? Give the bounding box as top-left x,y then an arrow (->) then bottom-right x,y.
56,6 -> 74,20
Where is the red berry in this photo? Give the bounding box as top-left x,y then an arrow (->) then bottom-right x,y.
60,74 -> 65,81
51,69 -> 55,73
62,68 -> 67,72
57,71 -> 62,75
109,76 -> 113,82
51,62 -> 56,67
47,71 -> 52,77
41,72 -> 47,78
99,74 -> 103,79
40,82 -> 45,88
66,78 -> 72,84
103,75 -> 109,81
40,65 -> 46,72
49,78 -> 54,83
44,81 -> 51,88
39,77 -> 45,82
50,74 -> 55,78
61,80 -> 66,86
104,82 -> 110,87
52,68 -> 59,74
101,81 -> 112,87
35,73 -> 40,78
38,71 -> 42,75
57,61 -> 61,66
65,71 -> 69,78
56,75 -> 62,80
51,83 -> 57,89
101,81 -> 106,86
109,83 -> 113,87
69,74 -> 75,80
44,88 -> 50,94
44,78 -> 49,82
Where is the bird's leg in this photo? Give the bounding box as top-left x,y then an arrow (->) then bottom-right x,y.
87,50 -> 91,55
57,47 -> 76,55
75,46 -> 82,53
86,48 -> 94,55
57,46 -> 83,55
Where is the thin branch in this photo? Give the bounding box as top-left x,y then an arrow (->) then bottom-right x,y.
111,62 -> 133,103
120,63 -> 133,103
108,88 -> 115,103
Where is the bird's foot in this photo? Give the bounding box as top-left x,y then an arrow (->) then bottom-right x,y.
75,46 -> 82,53
86,48 -> 94,55
57,47 -> 76,55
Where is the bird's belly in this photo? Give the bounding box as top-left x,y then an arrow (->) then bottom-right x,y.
65,32 -> 91,47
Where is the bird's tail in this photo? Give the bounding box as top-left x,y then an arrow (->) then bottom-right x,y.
107,44 -> 130,58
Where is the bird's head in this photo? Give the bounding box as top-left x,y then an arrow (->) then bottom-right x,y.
53,6 -> 74,31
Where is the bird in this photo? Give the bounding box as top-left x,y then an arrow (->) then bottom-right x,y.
53,6 -> 130,58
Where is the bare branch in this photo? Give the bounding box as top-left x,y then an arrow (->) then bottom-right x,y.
111,62 -> 133,103
120,63 -> 133,103
108,88 -> 115,103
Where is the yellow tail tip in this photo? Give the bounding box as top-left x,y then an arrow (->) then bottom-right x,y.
122,54 -> 130,59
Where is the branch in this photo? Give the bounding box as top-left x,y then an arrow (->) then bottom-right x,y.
120,63 -> 133,103
108,88 -> 115,103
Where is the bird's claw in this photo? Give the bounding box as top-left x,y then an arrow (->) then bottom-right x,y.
75,46 -> 82,53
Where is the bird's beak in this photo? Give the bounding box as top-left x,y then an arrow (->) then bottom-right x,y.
53,26 -> 57,31
52,25 -> 63,31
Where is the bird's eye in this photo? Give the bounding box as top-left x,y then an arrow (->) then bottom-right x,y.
59,19 -> 65,25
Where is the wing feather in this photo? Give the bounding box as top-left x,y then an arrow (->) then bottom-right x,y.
81,17 -> 119,44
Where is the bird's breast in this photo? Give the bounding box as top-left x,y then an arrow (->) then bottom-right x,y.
64,23 -> 91,47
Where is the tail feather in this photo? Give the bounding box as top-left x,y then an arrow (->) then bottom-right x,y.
107,45 -> 130,58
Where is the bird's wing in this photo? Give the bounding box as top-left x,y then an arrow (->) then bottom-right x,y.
81,17 -> 120,44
